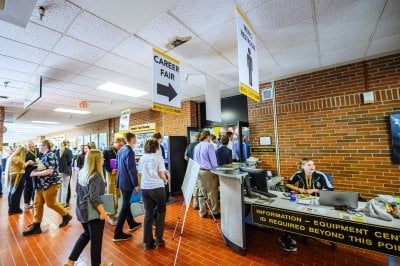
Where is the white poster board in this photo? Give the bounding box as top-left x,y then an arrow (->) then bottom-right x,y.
236,6 -> 259,102
119,108 -> 130,132
181,159 -> 200,208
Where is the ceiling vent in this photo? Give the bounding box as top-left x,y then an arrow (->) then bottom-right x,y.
165,36 -> 192,50
261,88 -> 273,101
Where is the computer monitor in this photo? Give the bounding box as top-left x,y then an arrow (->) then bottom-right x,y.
319,190 -> 359,209
240,167 -> 268,192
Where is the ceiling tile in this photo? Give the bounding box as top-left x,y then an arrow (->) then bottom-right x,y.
201,20 -> 236,53
209,67 -> 238,88
112,75 -> 152,93
41,86 -> 58,94
112,36 -> 153,67
70,75 -> 104,88
0,22 -> 61,51
42,53 -> 89,74
0,37 -> 48,64
169,0 -> 235,35
317,0 -> 384,38
125,65 -> 152,82
236,0 -> 268,13
250,0 -> 312,37
221,48 -> 237,66
94,53 -> 138,74
273,42 -> 317,66
31,0 -> 82,33
61,83 -> 94,93
260,67 -> 285,82
281,57 -> 320,75
42,77 -> 68,89
52,36 -> 106,64
367,34 -> 400,56
319,23 -> 374,53
66,11 -> 130,51
0,77 -> 25,89
258,44 -> 279,70
0,68 -> 31,82
187,54 -> 233,75
0,55 -> 38,74
373,15 -> 400,41
381,0 -> 400,19
36,65 -> 76,82
80,66 -> 121,81
136,13 -> 195,50
261,19 -> 315,54
321,45 -> 366,66
315,0 -> 358,16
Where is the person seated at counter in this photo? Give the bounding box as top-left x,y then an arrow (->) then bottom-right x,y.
280,157 -> 333,252
216,136 -> 232,166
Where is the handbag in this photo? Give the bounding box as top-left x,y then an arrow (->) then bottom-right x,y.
129,190 -> 142,204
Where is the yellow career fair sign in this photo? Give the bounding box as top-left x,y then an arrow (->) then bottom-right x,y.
152,48 -> 181,114
236,6 -> 259,102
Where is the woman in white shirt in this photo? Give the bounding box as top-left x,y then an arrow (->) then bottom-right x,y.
138,139 -> 168,251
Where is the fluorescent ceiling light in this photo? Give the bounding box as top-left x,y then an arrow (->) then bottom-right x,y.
54,108 -> 91,114
98,82 -> 148,97
32,120 -> 59,124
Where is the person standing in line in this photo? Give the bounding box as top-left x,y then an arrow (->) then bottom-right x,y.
23,141 -> 40,209
139,139 -> 168,250
226,131 -> 238,162
216,136 -> 232,166
102,137 -> 125,226
64,149 -> 111,266
113,132 -> 141,242
152,132 -> 170,200
193,130 -> 220,218
77,145 -> 90,170
184,133 -> 200,209
23,140 -> 72,236
8,147 -> 34,215
57,140 -> 73,208
210,134 -> 218,152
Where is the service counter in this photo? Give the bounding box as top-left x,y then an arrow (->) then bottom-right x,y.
212,169 -> 400,258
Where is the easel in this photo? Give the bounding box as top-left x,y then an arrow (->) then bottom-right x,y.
172,160 -> 223,266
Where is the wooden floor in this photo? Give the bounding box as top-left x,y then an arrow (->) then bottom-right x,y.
0,176 -> 389,265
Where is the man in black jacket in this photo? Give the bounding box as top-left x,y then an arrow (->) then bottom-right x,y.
102,137 -> 125,225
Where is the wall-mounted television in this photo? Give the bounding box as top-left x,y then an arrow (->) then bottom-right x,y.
24,76 -> 42,109
390,113 -> 400,164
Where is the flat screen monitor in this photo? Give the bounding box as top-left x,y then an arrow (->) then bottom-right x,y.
240,167 -> 267,192
390,113 -> 400,164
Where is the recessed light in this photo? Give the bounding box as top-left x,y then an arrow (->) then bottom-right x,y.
32,120 -> 59,124
54,108 -> 91,114
98,82 -> 148,97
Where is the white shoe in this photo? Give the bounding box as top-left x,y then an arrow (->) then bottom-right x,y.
108,219 -> 117,226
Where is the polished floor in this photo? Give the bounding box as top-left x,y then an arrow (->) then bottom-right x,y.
0,176 -> 389,266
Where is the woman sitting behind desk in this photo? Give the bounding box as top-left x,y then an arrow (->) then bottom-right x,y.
280,158 -> 333,252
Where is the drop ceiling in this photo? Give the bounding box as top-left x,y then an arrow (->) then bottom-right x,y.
0,0 -> 399,143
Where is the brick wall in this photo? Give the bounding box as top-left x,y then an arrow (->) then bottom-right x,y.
249,53 -> 400,199
46,100 -> 199,146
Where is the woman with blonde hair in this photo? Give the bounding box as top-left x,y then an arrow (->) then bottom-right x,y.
7,146 -> 34,215
65,149 -> 110,266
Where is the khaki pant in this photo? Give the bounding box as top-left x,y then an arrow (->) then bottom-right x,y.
33,183 -> 67,223
106,172 -> 120,220
197,170 -> 220,217
193,182 -> 199,208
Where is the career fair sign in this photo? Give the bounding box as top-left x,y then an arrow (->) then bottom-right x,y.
236,6 -> 259,102
152,48 -> 181,114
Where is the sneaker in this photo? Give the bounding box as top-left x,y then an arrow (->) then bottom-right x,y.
144,240 -> 155,251
154,238 -> 165,247
23,223 -> 42,236
128,222 -> 142,232
279,237 -> 297,252
113,232 -> 132,242
59,214 -> 73,227
108,218 -> 117,226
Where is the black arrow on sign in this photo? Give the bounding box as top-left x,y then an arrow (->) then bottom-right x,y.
157,83 -> 177,101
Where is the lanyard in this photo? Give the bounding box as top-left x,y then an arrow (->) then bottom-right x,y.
306,175 -> 312,189
29,149 -> 37,158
